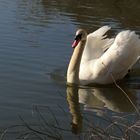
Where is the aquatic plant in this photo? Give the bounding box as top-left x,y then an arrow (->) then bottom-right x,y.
0,103 -> 140,140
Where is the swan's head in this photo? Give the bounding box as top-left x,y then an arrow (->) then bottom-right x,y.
72,29 -> 87,48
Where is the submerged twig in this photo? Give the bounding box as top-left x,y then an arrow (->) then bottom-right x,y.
110,73 -> 140,117
18,115 -> 61,140
102,62 -> 140,116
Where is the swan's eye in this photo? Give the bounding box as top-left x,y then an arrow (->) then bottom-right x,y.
75,34 -> 82,41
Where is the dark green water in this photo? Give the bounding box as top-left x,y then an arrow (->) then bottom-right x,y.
0,0 -> 140,139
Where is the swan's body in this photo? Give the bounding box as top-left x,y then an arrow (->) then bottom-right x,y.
67,26 -> 140,85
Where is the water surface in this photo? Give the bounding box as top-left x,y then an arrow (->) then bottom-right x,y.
0,0 -> 140,139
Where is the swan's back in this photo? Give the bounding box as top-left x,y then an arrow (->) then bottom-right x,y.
80,27 -> 140,85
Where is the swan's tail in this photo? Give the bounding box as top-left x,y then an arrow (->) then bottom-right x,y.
115,30 -> 139,46
114,30 -> 140,53
114,30 -> 140,69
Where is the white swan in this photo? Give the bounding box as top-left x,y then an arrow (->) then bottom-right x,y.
67,26 -> 140,85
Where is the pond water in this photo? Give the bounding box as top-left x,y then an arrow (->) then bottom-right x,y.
0,0 -> 140,139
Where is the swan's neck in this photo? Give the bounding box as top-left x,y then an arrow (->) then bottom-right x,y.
67,40 -> 86,85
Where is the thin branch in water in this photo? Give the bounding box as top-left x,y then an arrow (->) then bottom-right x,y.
33,105 -> 57,136
33,105 -> 71,133
0,124 -> 26,140
18,115 -> 61,140
17,132 -> 32,140
110,73 -> 140,117
101,62 -> 140,116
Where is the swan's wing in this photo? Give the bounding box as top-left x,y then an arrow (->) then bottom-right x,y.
89,26 -> 111,38
80,29 -> 140,85
81,26 -> 114,62
103,30 -> 140,68
88,26 -> 115,51
93,30 -> 140,83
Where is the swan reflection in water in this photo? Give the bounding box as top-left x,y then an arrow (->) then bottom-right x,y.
66,84 -> 137,134
67,86 -> 83,134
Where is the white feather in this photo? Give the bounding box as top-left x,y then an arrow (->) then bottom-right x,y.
81,26 -> 114,62
79,26 -> 140,85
